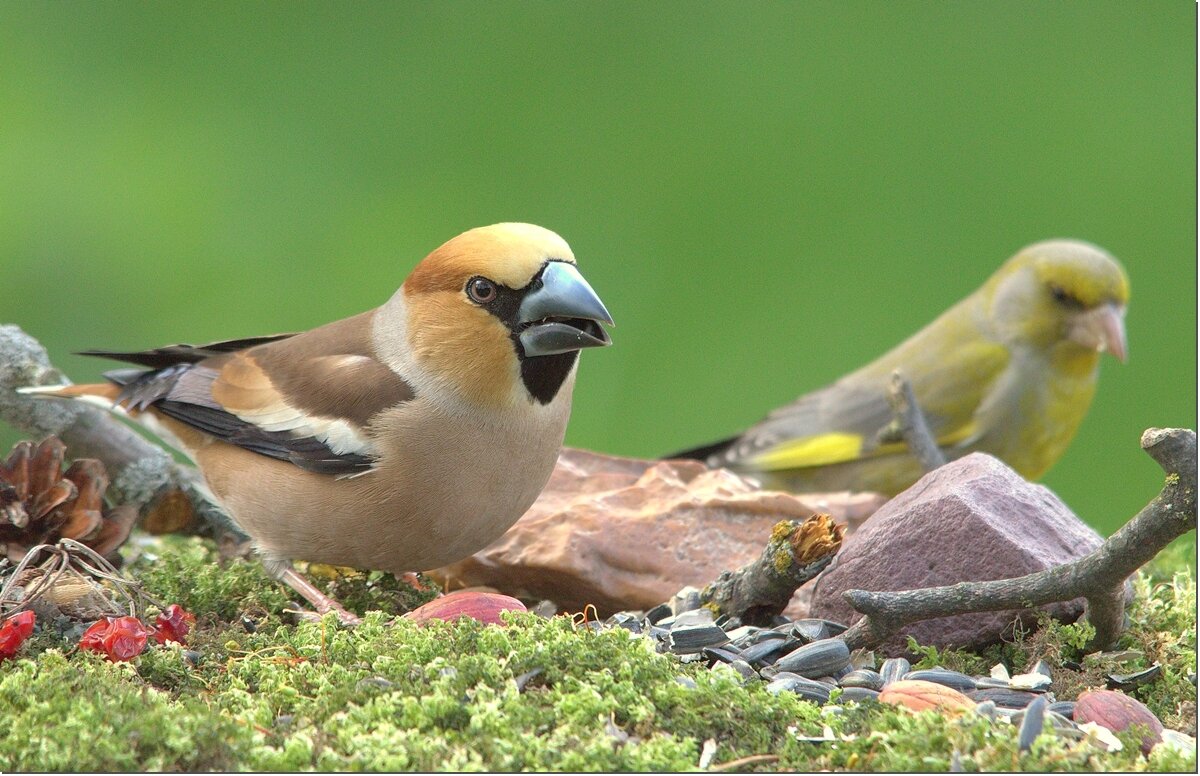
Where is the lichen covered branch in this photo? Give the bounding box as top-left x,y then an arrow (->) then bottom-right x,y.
838,427 -> 1197,651
0,324 -> 242,539
700,513 -> 844,626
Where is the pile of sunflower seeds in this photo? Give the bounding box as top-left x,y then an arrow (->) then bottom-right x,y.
593,586 -> 1167,750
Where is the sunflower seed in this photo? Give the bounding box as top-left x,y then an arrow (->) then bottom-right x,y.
671,586 -> 702,615
1106,663 -> 1162,691
766,672 -> 831,704
1048,701 -> 1076,720
741,639 -> 789,666
791,618 -> 848,643
838,686 -> 881,704
969,687 -> 1039,709
726,659 -> 759,682
774,638 -> 851,678
880,657 -> 910,686
1017,695 -> 1048,751
904,668 -> 977,693
645,603 -> 672,625
702,646 -> 740,664
667,624 -> 729,654
839,669 -> 884,691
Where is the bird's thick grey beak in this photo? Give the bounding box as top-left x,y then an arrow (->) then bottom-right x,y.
1070,303 -> 1128,363
518,261 -> 614,358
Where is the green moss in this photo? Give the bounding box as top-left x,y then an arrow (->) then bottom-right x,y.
2,534 -> 1195,771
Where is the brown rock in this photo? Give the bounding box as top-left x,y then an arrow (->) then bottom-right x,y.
431,448 -> 885,614
808,452 -> 1107,656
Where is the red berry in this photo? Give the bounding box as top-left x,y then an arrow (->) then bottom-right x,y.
152,604 -> 196,645
102,616 -> 150,662
0,610 -> 35,660
79,618 -> 114,653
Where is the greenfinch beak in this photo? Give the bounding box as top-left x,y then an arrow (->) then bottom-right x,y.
1069,303 -> 1128,362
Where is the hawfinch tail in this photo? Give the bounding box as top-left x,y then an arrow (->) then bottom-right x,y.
24,223 -> 613,620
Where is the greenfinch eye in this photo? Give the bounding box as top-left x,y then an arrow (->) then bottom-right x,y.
1049,284 -> 1078,306
466,277 -> 498,304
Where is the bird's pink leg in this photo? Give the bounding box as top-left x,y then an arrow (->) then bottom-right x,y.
278,567 -> 362,625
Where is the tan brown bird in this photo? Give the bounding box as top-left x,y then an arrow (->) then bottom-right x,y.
23,223 -> 613,620
672,239 -> 1128,496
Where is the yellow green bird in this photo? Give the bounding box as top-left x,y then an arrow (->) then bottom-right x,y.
672,240 -> 1129,495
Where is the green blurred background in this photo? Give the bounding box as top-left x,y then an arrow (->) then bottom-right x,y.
1,3 -> 1195,537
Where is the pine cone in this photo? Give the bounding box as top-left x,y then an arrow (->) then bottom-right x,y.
0,437 -> 136,563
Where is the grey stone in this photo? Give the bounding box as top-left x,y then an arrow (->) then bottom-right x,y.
808,453 -> 1111,656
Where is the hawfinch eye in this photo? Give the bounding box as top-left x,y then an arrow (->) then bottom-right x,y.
466,277 -> 498,304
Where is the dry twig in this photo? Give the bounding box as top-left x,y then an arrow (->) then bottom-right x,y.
837,427 -> 1197,651
877,369 -> 946,472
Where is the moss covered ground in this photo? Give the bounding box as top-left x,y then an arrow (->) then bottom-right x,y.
0,535 -> 1195,772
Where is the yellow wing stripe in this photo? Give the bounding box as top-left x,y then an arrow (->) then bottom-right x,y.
748,432 -> 864,469
747,422 -> 981,471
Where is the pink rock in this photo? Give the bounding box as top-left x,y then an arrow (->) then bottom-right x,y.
808,452 -> 1107,655
431,448 -> 885,615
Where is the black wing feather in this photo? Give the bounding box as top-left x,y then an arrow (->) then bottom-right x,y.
78,333 -> 297,369
102,360 -> 374,476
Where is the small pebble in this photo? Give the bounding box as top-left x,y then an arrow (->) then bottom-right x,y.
880,657 -> 910,686
903,668 -> 977,693
1017,695 -> 1048,752
240,614 -> 258,633
773,638 -> 851,678
182,649 -> 202,667
675,675 -> 698,690
990,663 -> 1011,681
1031,660 -> 1054,679
839,669 -> 884,691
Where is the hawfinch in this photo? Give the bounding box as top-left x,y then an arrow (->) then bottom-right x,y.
26,223 -> 613,619
673,239 -> 1128,495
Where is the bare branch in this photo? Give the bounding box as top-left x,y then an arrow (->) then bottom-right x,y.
877,369 -> 946,472
838,427 -> 1197,651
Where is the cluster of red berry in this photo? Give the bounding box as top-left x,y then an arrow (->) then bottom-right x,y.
0,604 -> 195,663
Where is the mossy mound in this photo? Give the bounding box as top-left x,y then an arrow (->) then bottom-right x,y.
0,535 -> 1194,771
